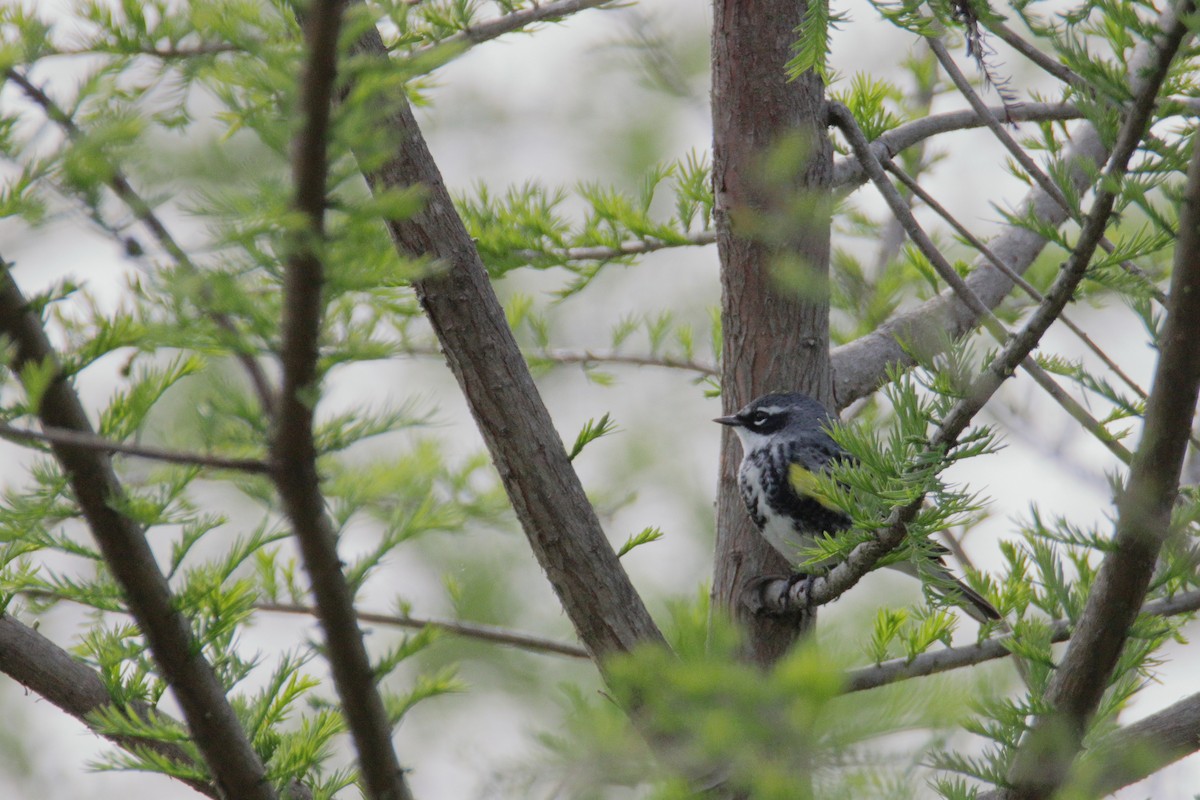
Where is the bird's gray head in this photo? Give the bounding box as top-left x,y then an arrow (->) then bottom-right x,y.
713,392 -> 834,451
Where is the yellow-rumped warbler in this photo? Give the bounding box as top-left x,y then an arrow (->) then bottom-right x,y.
716,391 -> 1000,623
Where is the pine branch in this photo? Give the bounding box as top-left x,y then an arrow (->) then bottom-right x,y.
273,4 -> 415,800
1003,9 -> 1199,794
0,421 -> 270,473
0,263 -> 276,799
5,68 -> 278,415
257,602 -> 590,659
844,589 -> 1200,691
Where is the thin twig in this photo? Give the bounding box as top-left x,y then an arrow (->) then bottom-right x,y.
844,589 -> 1200,692
514,232 -> 714,262
412,0 -> 617,60
535,348 -> 719,376
0,421 -> 271,473
53,42 -> 245,58
831,102 -> 1086,189
406,342 -> 719,376
276,4 -> 415,800
256,602 -> 590,659
5,68 -> 278,414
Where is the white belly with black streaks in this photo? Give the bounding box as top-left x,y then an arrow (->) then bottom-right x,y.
739,458 -> 817,566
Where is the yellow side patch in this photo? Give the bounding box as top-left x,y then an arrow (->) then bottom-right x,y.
788,463 -> 842,511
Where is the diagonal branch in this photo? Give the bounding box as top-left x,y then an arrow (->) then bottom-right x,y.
1068,690 -> 1200,797
1002,12 -> 1199,796
0,260 -> 276,800
884,157 -> 1200,455
881,160 -> 1151,409
829,14 -> 1185,408
925,29 -> 1171,300
830,103 -> 1132,465
271,4 -> 415,800
982,19 -> 1088,89
0,614 -> 220,800
349,16 -> 665,664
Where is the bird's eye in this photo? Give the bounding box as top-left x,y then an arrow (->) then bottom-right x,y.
750,411 -> 770,426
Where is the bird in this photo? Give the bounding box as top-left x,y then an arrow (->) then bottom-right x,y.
715,391 -> 1001,623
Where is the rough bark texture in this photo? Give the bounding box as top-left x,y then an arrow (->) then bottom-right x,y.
710,0 -> 833,665
350,25 -> 664,662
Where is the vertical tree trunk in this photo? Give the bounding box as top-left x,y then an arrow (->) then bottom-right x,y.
710,0 -> 833,665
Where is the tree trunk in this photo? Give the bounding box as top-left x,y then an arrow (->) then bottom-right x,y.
710,0 -> 834,665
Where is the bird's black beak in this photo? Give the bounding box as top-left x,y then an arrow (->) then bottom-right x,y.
713,414 -> 741,426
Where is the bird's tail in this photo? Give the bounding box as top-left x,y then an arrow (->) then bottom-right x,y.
943,575 -> 1002,623
893,559 -> 1002,623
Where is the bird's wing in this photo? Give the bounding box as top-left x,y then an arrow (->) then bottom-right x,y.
783,436 -> 853,518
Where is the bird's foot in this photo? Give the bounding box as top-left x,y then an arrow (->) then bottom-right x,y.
743,572 -> 815,618
786,571 -> 816,612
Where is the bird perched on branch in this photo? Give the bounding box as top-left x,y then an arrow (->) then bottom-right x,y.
715,391 -> 1001,623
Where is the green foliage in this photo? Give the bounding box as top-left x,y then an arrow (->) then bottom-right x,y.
518,606 -> 979,798
616,525 -> 664,557
796,366 -> 997,579
787,0 -> 849,82
567,412 -> 619,461
458,152 -> 713,296
831,74 -> 903,142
